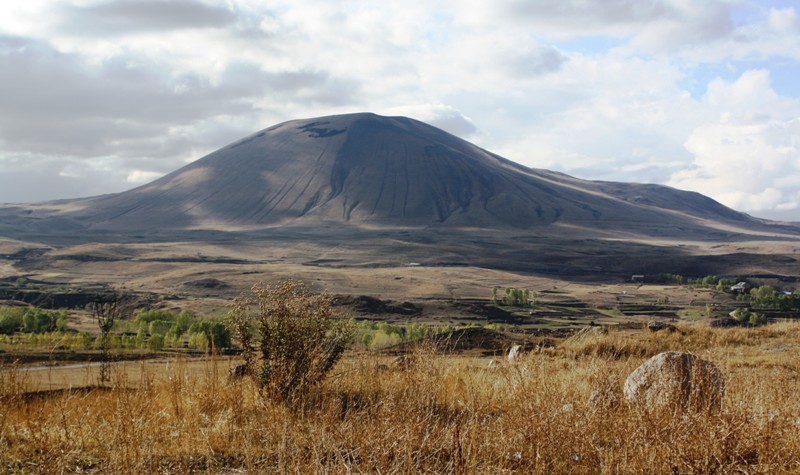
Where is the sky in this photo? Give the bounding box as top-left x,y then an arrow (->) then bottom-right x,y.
1,0 -> 799,222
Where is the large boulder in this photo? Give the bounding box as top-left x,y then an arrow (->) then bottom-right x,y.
624,351 -> 724,412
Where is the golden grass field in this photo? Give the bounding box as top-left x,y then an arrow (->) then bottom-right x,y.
3,321 -> 800,474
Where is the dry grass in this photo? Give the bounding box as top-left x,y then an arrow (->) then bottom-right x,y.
2,322 -> 800,473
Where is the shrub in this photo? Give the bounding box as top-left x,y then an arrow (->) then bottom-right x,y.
228,280 -> 354,404
370,331 -> 403,348
730,308 -> 747,322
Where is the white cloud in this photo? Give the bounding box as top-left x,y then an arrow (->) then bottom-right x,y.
668,70 -> 800,215
488,55 -> 700,182
383,104 -> 478,137
769,7 -> 800,34
456,0 -> 735,50
56,0 -> 237,36
126,169 -> 163,183
0,0 -> 797,222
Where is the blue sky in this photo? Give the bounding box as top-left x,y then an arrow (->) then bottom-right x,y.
0,0 -> 799,221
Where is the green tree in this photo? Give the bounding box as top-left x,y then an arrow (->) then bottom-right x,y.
135,309 -> 178,324
172,310 -> 196,337
21,308 -> 64,333
56,312 -> 69,332
716,279 -> 732,292
0,307 -> 24,334
701,275 -> 718,287
79,332 -> 93,349
188,319 -> 231,350
148,334 -> 165,351
148,320 -> 175,337
750,285 -> 778,309
502,287 -> 531,307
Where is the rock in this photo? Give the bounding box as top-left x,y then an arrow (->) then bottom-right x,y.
647,320 -> 676,332
624,351 -> 724,412
507,344 -> 523,362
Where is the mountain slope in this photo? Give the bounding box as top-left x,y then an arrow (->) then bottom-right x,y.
22,112 -> 767,237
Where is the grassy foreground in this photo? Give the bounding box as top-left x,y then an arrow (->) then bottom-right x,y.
2,322 -> 800,473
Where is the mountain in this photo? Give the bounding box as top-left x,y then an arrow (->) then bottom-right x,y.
1,112 -> 783,237
1,112 -> 799,280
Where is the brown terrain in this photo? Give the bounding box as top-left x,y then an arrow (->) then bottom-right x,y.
4,114 -> 800,473
0,112 -> 798,328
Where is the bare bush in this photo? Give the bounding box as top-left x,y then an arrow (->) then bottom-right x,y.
228,280 -> 353,404
87,295 -> 121,384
